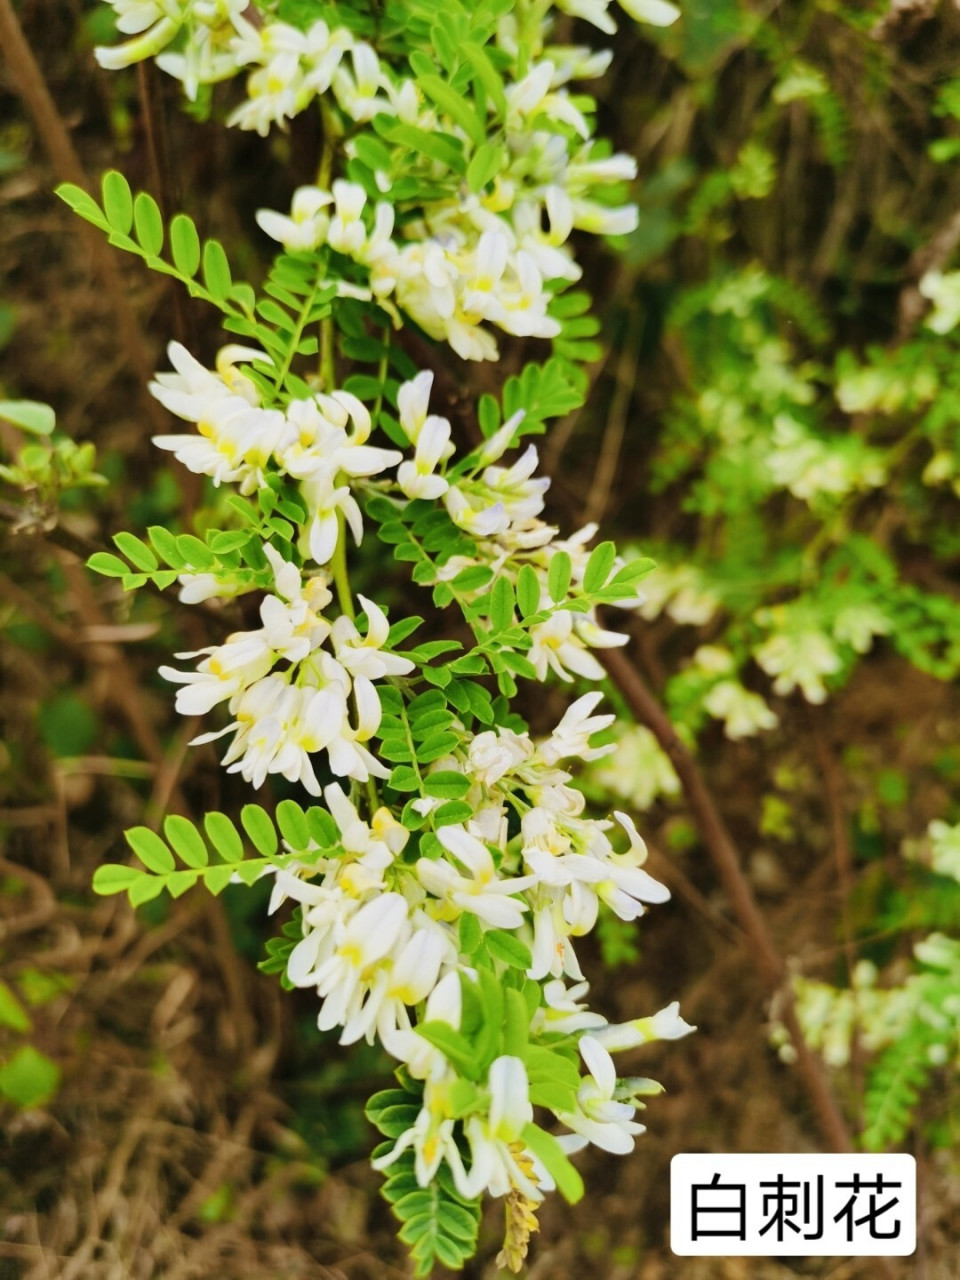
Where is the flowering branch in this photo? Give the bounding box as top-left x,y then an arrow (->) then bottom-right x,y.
61,0 -> 696,1271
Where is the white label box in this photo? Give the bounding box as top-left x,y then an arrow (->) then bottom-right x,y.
671,1154 -> 916,1256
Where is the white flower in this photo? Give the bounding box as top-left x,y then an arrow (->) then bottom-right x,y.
372,1071 -> 473,1190
300,471 -> 365,566
589,724 -> 680,810
703,680 -> 778,740
218,677 -> 348,794
417,826 -> 537,928
332,42 -> 393,121
529,611 -> 606,683
468,728 -> 533,786
928,820 -> 960,884
397,415 -> 451,500
592,1000 -> 696,1051
620,0 -> 681,26
556,1036 -> 647,1154
381,970 -> 463,1078
443,485 -> 510,537
532,979 -> 607,1036
331,595 -> 415,680
326,180 -> 369,256
256,185 -> 331,251
539,691 -> 615,765
457,1057 -> 540,1199
397,370 -> 435,442
832,604 -> 891,655
920,270 -> 960,335
159,632 -> 273,715
755,628 -> 841,704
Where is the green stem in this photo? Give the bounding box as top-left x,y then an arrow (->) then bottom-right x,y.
399,699 -> 428,801
320,316 -> 335,390
331,509 -> 355,622
331,510 -> 380,814
273,276 -> 324,393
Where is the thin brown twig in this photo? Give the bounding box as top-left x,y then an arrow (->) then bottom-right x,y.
0,0 -> 160,407
582,317 -> 640,527
644,840 -> 744,947
600,644 -> 855,1155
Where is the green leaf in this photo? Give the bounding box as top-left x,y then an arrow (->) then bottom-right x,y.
529,1078 -> 578,1111
129,875 -> 167,906
458,911 -> 483,957
113,531 -> 158,572
163,814 -> 209,868
203,864 -> 235,895
423,771 -> 471,800
389,765 -> 421,792
203,811 -> 244,863
433,800 -> 474,826
548,551 -> 572,604
133,190 -> 164,255
0,980 -> 31,1032
415,1022 -> 480,1079
202,238 -> 232,300
461,41 -> 508,116
125,826 -> 175,874
176,533 -> 215,568
490,575 -> 515,632
466,138 -> 504,192
484,930 -> 532,969
583,540 -> 617,593
451,565 -> 494,592
419,75 -> 485,147
502,987 -> 529,1058
92,863 -> 145,896
241,805 -> 278,856
0,399 -> 55,435
276,799 -> 310,850
0,1046 -> 60,1108
147,525 -> 187,567
170,213 -> 201,277
87,551 -> 129,578
610,556 -> 656,586
101,170 -> 133,234
307,806 -> 338,848
55,181 -> 110,229
516,563 -> 541,618
376,119 -> 466,173
521,1123 -> 584,1203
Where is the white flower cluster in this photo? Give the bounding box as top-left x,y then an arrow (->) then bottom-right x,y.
150,341 -> 401,563
269,695 -> 693,1199
754,626 -> 840,705
95,0 -> 248,97
753,600 -> 891,706
693,646 -> 779,740
393,369 -> 642,679
140,332 -> 693,1210
637,562 -> 720,626
924,819 -> 960,884
161,545 -> 413,792
919,269 -> 960,335
766,413 -> 886,503
94,0 -> 680,365
256,126 -> 639,362
151,346 -> 644,762
588,723 -> 681,811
